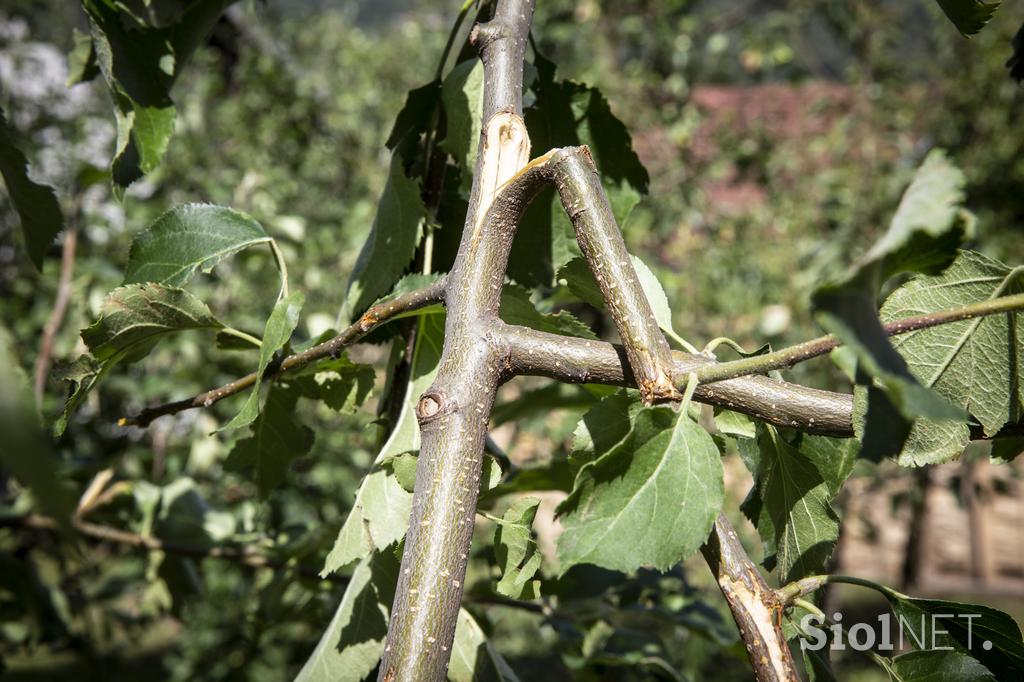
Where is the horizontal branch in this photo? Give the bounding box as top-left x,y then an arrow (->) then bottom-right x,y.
1,513 -> 345,584
493,323 -> 854,436
121,276 -> 448,427
697,292 -> 1024,385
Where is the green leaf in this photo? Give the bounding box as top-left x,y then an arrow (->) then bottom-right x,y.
83,0 -> 229,189
494,497 -> 543,599
385,80 -> 442,151
885,595 -> 1024,680
289,353 -> 376,414
713,409 -> 756,440
448,608 -> 521,682
558,257 -> 605,309
874,250 -> 1024,465
796,434 -> 857,497
557,255 -> 683,343
225,384 -> 314,496
341,152 -> 427,320
0,109 -> 64,270
297,550 -> 399,682
739,424 -> 840,582
441,59 -> 485,194
813,150 -> 971,459
882,650 -> 996,681
499,285 -> 596,339
124,204 -> 271,287
478,458 -> 575,507
1009,21 -> 1024,82
935,0 -> 1000,36
568,392 -> 637,471
321,313 -> 444,575
83,284 -> 223,362
0,327 -> 76,529
991,437 -> 1023,464
510,53 -> 649,287
222,291 -> 305,431
67,27 -> 99,86
320,469 -> 413,576
491,383 -> 600,427
557,406 -> 723,573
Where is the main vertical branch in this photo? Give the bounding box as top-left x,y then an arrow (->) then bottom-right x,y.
379,2 -> 536,680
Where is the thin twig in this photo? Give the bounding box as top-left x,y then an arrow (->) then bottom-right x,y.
0,513 -> 346,584
120,276 -> 448,427
696,292 -> 1024,385
34,223 -> 79,410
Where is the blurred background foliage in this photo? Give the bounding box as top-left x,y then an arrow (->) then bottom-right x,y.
0,0 -> 1022,679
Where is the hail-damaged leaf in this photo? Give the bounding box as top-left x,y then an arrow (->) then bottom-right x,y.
869,250 -> 1024,465
500,284 -> 597,339
225,385 -> 314,496
813,150 -> 971,460
222,291 -> 305,431
739,424 -> 840,582
124,204 -> 271,287
82,284 -> 223,362
340,152 -> 427,321
0,109 -> 63,270
56,284 -> 223,433
293,357 -> 375,414
494,497 -> 543,599
935,0 -> 1001,37
557,406 -> 722,573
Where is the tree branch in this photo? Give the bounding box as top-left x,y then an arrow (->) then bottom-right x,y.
551,147 -> 681,404
495,323 -> 854,437
34,222 -> 78,410
120,276 -> 448,427
0,513 -> 345,584
701,515 -> 799,680
696,291 -> 1024,385
379,3 -> 536,679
